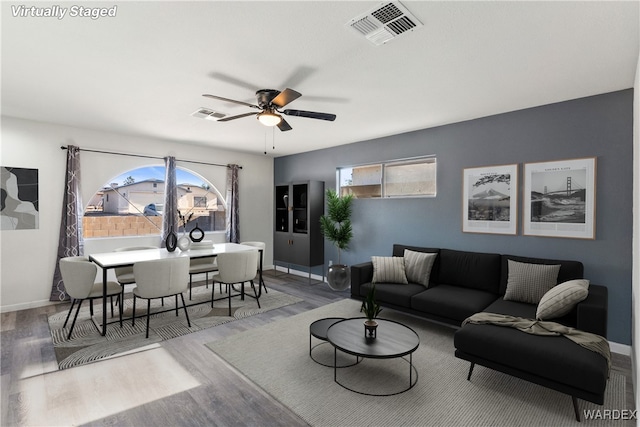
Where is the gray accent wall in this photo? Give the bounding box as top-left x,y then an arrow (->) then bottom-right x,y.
275,89 -> 634,345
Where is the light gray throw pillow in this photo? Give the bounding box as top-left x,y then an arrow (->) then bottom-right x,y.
371,256 -> 408,284
536,279 -> 590,320
403,249 -> 437,287
504,260 -> 561,304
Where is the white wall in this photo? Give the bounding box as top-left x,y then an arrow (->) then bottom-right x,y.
633,50 -> 639,413
0,116 -> 274,311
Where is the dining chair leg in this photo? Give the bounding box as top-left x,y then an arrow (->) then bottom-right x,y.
132,295 -> 137,327
63,299 -> 76,328
205,272 -> 209,289
211,282 -> 215,308
251,280 -> 261,309
90,299 -> 94,316
189,274 -> 193,300
228,285 -> 232,316
118,294 -> 123,328
110,296 -> 114,317
145,299 -> 151,338
67,299 -> 84,340
180,293 -> 191,327
175,295 -> 179,316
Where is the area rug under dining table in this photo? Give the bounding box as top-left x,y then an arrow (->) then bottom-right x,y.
206,299 -> 630,427
48,284 -> 302,369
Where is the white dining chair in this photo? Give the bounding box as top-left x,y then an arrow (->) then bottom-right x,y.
132,257 -> 191,338
212,251 -> 260,316
189,257 -> 218,300
60,256 -> 123,339
114,246 -> 158,304
240,241 -> 267,295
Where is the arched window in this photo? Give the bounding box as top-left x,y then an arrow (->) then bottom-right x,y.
83,166 -> 226,238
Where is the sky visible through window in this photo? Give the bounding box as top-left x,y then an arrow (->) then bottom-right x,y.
110,166 -> 207,187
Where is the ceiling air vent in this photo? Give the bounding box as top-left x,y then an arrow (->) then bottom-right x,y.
191,108 -> 226,121
347,1 -> 422,46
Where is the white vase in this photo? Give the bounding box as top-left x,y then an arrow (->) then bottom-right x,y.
177,235 -> 191,251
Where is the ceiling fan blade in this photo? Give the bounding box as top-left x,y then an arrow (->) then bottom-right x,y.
203,94 -> 260,109
277,118 -> 292,132
271,88 -> 302,108
283,109 -> 336,121
217,112 -> 258,122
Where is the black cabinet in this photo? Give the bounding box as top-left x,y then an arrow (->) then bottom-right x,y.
274,181 -> 324,272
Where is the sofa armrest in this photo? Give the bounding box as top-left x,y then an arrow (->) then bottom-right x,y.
575,284 -> 608,338
350,262 -> 373,298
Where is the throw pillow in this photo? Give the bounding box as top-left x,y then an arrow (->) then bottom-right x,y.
536,279 -> 590,320
371,256 -> 408,284
403,249 -> 437,287
504,260 -> 561,304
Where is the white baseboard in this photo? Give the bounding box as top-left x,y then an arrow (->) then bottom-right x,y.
1,299 -> 61,313
609,341 -> 632,356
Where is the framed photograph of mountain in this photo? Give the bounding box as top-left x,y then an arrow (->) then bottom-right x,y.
463,164 -> 518,235
523,157 -> 596,239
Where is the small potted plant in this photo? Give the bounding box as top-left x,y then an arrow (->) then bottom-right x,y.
320,189 -> 354,290
361,285 -> 382,340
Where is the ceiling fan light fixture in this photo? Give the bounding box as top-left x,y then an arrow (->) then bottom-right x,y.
257,111 -> 282,127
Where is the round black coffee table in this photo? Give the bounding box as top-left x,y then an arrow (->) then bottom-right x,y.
326,317 -> 419,396
309,317 -> 360,367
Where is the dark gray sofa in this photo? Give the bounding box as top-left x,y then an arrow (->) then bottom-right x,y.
350,243 -> 609,421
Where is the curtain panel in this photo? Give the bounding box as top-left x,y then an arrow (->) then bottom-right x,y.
225,164 -> 240,243
162,156 -> 178,247
50,145 -> 83,301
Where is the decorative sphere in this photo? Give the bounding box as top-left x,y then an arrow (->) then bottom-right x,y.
327,265 -> 351,291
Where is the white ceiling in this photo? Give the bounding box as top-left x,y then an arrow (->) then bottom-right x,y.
2,1 -> 639,157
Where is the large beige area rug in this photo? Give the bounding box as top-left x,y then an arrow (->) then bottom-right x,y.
206,299 -> 629,427
48,284 -> 302,370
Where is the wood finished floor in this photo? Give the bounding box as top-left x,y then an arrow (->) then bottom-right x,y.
0,271 -> 635,426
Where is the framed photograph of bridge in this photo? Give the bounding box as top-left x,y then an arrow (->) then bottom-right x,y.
523,157 -> 596,239
462,163 -> 518,235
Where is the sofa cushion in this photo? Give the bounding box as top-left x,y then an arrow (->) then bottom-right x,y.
360,282 -> 425,307
371,256 -> 408,284
483,298 -> 538,319
504,260 -> 560,304
411,285 -> 498,324
437,249 -> 501,294
404,249 -> 437,287
483,298 -> 578,329
500,254 -> 583,295
454,323 -> 609,396
536,279 -> 590,320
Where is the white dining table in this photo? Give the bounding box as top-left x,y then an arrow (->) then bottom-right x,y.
88,243 -> 262,336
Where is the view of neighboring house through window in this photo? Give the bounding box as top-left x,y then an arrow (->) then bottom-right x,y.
84,166 -> 226,238
338,156 -> 437,198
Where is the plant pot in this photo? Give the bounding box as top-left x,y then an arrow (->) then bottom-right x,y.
327,264 -> 350,291
364,319 -> 378,340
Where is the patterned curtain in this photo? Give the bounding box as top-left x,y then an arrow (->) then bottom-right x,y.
161,156 -> 178,247
50,145 -> 83,301
225,164 -> 240,243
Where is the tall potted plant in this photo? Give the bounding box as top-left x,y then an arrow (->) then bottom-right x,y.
320,189 -> 354,290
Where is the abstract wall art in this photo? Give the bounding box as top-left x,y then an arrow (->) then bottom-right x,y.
1,166 -> 39,230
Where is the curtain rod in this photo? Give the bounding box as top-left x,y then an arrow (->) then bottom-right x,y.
60,146 -> 242,169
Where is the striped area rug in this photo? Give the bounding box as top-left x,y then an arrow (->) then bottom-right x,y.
47,284 -> 302,369
206,299 -> 630,427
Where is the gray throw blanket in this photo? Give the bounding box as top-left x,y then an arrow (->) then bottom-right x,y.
463,312 -> 611,374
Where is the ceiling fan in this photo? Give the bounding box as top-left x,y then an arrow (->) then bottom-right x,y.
202,88 -> 336,131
